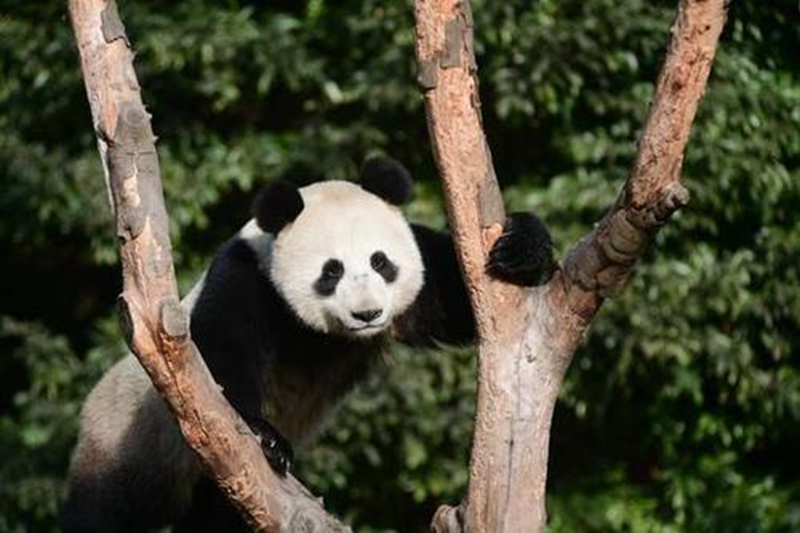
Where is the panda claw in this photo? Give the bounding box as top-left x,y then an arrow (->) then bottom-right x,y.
487,212 -> 556,287
247,419 -> 294,476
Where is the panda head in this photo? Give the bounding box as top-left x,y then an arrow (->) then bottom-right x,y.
253,156 -> 424,338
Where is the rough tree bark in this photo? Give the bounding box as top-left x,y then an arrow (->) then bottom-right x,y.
67,1 -> 349,531
414,0 -> 728,532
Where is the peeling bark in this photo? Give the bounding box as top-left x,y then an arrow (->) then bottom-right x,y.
68,1 -> 349,531
414,0 -> 728,532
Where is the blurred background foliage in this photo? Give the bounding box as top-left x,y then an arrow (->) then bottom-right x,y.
1,0 -> 798,531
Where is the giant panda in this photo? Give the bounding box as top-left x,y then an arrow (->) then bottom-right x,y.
61,156 -> 554,532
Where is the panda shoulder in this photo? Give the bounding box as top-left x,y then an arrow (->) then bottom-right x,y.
183,220 -> 274,314
234,219 -> 274,275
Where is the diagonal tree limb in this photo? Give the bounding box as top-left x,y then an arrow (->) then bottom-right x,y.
563,0 -> 728,321
414,0 -> 728,532
67,1 -> 349,531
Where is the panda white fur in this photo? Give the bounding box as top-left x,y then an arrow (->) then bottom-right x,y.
61,156 -> 554,532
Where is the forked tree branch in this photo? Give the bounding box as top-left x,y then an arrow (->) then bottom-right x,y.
67,1 -> 348,531
68,0 -> 727,529
414,0 -> 728,531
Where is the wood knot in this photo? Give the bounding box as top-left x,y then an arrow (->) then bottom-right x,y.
160,298 -> 188,339
120,104 -> 148,130
652,181 -> 690,223
431,504 -> 464,533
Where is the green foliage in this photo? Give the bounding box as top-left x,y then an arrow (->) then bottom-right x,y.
1,0 -> 797,531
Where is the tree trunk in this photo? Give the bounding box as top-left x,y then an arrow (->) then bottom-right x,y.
67,1 -> 349,531
414,0 -> 729,531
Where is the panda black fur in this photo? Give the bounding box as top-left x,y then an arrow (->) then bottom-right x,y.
61,156 -> 554,532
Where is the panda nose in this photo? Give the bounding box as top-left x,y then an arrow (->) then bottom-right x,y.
351,309 -> 382,323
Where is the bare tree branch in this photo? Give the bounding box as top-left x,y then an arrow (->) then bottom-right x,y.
414,0 -> 728,532
67,1 -> 349,531
563,0 -> 728,319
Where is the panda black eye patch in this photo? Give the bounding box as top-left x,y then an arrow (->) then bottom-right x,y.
370,251 -> 398,283
314,259 -> 344,296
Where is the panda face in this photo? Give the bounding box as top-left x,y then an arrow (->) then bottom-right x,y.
269,181 -> 424,337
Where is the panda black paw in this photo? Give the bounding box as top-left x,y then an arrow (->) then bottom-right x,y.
248,419 -> 294,476
487,212 -> 556,287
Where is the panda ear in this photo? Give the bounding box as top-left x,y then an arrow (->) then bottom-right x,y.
359,156 -> 413,206
253,181 -> 304,234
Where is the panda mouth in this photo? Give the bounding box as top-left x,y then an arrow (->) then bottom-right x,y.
346,322 -> 387,333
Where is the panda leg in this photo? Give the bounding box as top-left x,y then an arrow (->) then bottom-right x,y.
486,212 -> 556,287
246,418 -> 294,476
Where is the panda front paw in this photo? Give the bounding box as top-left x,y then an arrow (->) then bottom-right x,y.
487,212 -> 556,287
247,419 -> 294,476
